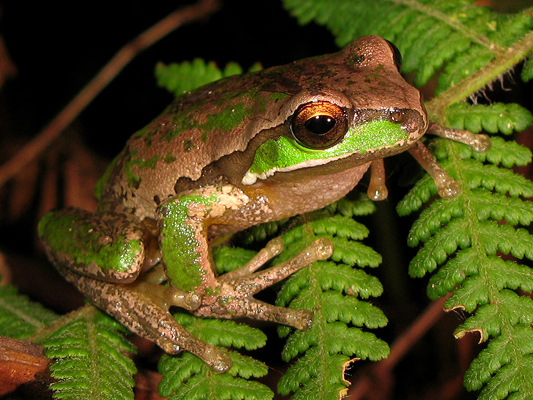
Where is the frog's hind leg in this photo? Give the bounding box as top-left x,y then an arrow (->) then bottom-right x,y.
38,208 -> 146,283
194,237 -> 333,330
56,266 -> 232,372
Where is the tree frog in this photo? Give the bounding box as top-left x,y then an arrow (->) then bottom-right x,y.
38,36 -> 488,372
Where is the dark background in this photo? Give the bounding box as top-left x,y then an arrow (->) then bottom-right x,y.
0,1 -> 336,158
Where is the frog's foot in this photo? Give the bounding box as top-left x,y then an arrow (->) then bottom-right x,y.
56,267 -> 232,372
193,237 -> 333,329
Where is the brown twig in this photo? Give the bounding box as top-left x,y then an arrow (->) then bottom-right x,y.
0,0 -> 220,189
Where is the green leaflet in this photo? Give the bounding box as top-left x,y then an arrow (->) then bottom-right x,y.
158,313 -> 272,400
155,59 -> 261,98
522,54 -> 533,81
444,103 -> 533,135
0,285 -> 59,339
274,201 -> 389,399
44,306 -> 137,400
155,59 -> 242,97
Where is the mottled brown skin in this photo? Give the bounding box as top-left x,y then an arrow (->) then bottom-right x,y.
100,35 -> 426,221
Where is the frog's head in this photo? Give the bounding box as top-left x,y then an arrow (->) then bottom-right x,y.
241,35 -> 427,185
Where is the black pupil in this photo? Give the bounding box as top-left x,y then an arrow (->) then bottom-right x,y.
304,115 -> 336,135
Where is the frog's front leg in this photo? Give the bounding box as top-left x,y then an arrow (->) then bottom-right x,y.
195,236 -> 333,328
39,208 -> 232,372
158,185 -> 333,329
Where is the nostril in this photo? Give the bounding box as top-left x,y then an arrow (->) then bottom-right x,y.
390,109 -> 408,125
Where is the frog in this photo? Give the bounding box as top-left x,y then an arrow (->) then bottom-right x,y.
38,35 -> 489,373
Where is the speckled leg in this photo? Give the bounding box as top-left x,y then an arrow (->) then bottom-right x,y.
410,122 -> 491,198
56,266 -> 232,372
408,141 -> 461,198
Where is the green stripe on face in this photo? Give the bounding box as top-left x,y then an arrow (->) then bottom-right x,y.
245,119 -> 410,181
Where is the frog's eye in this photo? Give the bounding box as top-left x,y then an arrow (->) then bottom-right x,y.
385,40 -> 402,72
291,101 -> 348,149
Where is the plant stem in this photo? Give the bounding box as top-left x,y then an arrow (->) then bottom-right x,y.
427,29 -> 533,122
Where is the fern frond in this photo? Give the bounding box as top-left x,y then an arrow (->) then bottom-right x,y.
0,285 -> 59,339
158,313 -> 272,400
521,54 -> 533,81
398,137 -> 533,217
239,219 -> 288,244
213,246 -> 257,274
43,305 -> 137,400
275,199 -> 389,399
325,192 -> 377,217
155,59 -> 241,96
398,136 -> 533,398
155,59 -> 261,97
283,0 -> 533,94
173,312 -> 267,351
159,351 -> 273,400
444,103 -> 533,135
469,136 -> 533,168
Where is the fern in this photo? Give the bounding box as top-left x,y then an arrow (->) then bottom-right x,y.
158,313 -> 273,400
155,59 -> 261,97
43,305 -> 137,400
283,0 -> 533,92
274,199 -> 389,399
397,138 -> 533,399
444,103 -> 533,135
0,284 -> 59,339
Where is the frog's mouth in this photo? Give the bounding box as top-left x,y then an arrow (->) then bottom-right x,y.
241,108 -> 425,186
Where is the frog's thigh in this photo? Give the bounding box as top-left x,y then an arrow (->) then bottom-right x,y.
39,207 -> 145,283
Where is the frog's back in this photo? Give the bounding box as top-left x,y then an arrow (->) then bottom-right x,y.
99,36 -> 425,219
98,72 -> 288,218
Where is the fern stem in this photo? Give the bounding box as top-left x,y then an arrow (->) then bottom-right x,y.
426,29 -> 533,121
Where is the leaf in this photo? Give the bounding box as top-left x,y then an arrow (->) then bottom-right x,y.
159,352 -> 273,400
522,54 -> 533,81
155,59 -> 250,97
0,285 -> 59,339
213,247 -> 257,274
158,316 -> 272,400
399,134 -> 533,398
174,312 -> 267,351
444,103 -> 533,135
275,208 -> 389,399
326,194 -> 377,217
470,137 -> 532,168
283,0 -> 533,92
44,306 -> 137,400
